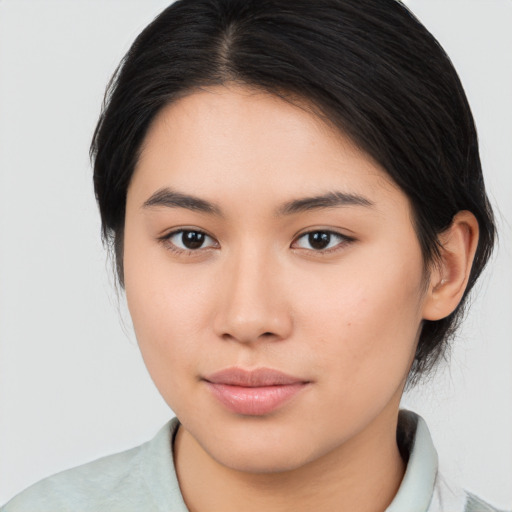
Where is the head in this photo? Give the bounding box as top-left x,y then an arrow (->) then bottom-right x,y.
91,0 -> 495,469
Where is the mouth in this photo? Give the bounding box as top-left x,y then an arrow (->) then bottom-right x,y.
203,368 -> 311,416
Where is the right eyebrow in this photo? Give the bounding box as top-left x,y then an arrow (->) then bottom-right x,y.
142,187 -> 223,217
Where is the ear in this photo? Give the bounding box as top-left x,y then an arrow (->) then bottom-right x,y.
422,211 -> 480,321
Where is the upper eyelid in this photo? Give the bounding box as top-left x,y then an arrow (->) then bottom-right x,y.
297,228 -> 345,236
293,229 -> 353,242
160,227 -> 348,239
159,227 -> 214,240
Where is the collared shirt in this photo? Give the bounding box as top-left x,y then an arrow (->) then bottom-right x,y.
1,411 -> 505,512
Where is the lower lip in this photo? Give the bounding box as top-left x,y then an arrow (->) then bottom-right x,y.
205,382 -> 308,416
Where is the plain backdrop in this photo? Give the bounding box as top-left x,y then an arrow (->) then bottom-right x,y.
0,0 -> 511,508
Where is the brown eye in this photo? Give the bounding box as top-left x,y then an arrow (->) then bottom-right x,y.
166,230 -> 217,251
294,230 -> 351,252
181,231 -> 206,249
308,232 -> 331,250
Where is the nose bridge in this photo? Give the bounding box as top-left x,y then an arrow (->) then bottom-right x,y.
214,241 -> 292,343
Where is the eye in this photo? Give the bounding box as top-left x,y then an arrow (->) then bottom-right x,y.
293,230 -> 352,252
163,229 -> 218,252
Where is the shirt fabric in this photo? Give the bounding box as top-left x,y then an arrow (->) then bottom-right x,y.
1,410 -> 505,512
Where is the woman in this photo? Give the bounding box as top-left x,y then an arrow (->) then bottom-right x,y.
1,0 -> 507,511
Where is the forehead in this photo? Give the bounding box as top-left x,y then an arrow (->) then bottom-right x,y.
131,84 -> 404,213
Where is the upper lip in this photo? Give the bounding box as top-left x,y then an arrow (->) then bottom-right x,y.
204,368 -> 308,387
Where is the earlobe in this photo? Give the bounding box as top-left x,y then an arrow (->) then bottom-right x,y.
422,211 -> 480,321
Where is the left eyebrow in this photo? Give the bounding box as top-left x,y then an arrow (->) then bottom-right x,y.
276,191 -> 374,216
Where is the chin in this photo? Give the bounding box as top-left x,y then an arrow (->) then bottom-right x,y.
190,420 -> 326,475
209,444 -> 314,475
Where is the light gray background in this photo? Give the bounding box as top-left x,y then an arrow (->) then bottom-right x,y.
0,0 -> 510,508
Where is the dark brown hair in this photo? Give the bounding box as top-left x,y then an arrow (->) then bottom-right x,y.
91,0 -> 495,384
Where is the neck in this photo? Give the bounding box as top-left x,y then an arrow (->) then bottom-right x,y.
174,407 -> 406,512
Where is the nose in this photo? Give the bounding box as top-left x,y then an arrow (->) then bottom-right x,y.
213,246 -> 293,344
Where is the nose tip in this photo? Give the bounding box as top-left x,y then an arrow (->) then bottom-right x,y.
213,255 -> 293,344
217,313 -> 289,344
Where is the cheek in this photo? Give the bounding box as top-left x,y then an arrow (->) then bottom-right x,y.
127,272 -> 209,342
123,238 -> 214,390
125,283 -> 206,413
124,210 -> 426,417
291,252 -> 425,386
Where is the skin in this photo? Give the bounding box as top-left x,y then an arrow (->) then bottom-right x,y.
123,85 -> 478,512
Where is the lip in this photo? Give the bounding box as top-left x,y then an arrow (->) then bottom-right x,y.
203,368 -> 310,416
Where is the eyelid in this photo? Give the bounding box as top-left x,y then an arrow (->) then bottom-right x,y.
158,227 -> 219,254
291,229 -> 355,253
157,227 -> 354,256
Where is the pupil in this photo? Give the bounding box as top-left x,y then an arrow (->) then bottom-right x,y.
182,231 -> 205,249
309,232 -> 330,250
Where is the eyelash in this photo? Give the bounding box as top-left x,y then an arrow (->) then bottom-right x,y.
158,229 -> 218,256
158,229 -> 354,256
292,230 -> 354,254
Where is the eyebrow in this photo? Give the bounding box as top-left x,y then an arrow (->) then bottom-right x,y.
143,188 -> 223,216
142,187 -> 374,217
276,191 -> 374,216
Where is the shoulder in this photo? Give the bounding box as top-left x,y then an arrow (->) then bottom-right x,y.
2,445 -> 145,512
0,418 -> 187,512
432,474 -> 507,512
464,492 -> 509,512
393,411 -> 508,512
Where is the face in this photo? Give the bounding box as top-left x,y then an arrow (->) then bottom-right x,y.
124,85 -> 429,473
